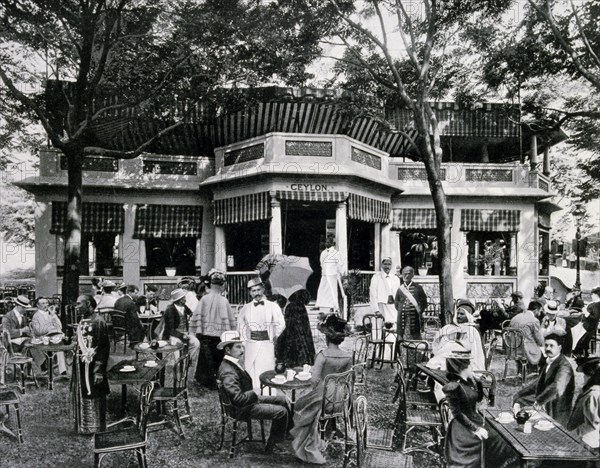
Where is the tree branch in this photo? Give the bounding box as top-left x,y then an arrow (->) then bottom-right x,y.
394,0 -> 421,71
570,0 -> 600,71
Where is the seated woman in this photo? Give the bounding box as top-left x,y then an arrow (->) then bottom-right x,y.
568,357 -> 600,451
31,297 -> 67,375
291,314 -> 353,465
429,300 -> 486,371
275,289 -> 316,368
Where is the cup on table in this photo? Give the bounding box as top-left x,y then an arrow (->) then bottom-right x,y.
303,364 -> 311,374
139,305 -> 146,314
286,369 -> 296,381
42,336 -> 49,345
169,336 -> 178,346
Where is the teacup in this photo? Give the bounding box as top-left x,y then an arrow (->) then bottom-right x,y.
286,369 -> 296,381
303,364 -> 311,373
139,305 -> 146,314
42,336 -> 50,345
169,336 -> 178,346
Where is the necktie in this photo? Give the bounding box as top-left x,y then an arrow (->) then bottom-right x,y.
253,301 -> 264,307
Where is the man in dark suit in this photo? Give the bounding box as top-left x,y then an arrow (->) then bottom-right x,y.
509,301 -> 544,366
573,287 -> 600,357
513,333 -> 575,425
114,284 -> 144,346
395,266 -> 428,339
217,336 -> 291,453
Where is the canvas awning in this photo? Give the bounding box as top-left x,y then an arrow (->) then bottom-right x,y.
214,192 -> 270,225
274,190 -> 348,203
348,194 -> 390,223
391,208 -> 454,230
460,209 -> 520,231
50,201 -> 124,234
133,204 -> 203,238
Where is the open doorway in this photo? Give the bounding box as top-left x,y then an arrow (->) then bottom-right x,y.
283,202 -> 336,299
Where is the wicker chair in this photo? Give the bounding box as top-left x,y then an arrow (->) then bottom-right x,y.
399,340 -> 430,390
362,314 -> 396,369
473,370 -> 497,407
148,352 -> 193,438
1,330 -> 38,394
94,381 -> 154,468
349,395 -> 414,468
0,385 -> 23,443
216,380 -> 266,458
352,335 -> 368,388
392,358 -> 437,408
501,328 -> 529,384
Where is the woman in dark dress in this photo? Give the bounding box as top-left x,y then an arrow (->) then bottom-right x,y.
275,289 -> 316,368
442,350 -> 487,468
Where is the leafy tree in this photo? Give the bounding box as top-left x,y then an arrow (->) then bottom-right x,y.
323,0 -> 513,317
0,0 -> 329,317
0,183 -> 36,247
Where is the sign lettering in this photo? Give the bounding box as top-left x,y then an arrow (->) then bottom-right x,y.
289,184 -> 329,191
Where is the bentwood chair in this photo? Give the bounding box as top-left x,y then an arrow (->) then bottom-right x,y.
148,352 -> 193,438
352,335 -> 369,388
0,384 -> 23,443
362,314 -> 396,369
348,395 -> 414,468
1,330 -> 38,394
501,328 -> 529,385
399,340 -> 430,390
216,380 -> 266,458
473,370 -> 497,407
392,358 -> 437,409
94,381 -> 154,468
110,312 -> 128,353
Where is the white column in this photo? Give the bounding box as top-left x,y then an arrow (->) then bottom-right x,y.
390,231 -> 401,270
269,197 -> 283,255
374,222 -> 382,268
195,238 -> 202,276
122,203 -> 140,286
530,134 -> 538,169
452,209 -> 468,298
336,202 -> 348,274
200,202 -> 215,275
214,226 -> 227,272
543,147 -> 550,175
36,200 -> 57,297
510,232 -> 517,273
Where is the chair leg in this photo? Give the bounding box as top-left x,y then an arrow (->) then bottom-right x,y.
378,344 -> 385,370
229,420 -> 238,458
14,403 -> 23,444
183,391 -> 193,423
172,401 -> 185,439
140,447 -> 148,468
502,359 -> 509,381
260,420 -> 266,444
29,363 -> 39,389
247,420 -> 253,441
218,417 -> 226,450
94,453 -> 100,468
370,344 -> 377,369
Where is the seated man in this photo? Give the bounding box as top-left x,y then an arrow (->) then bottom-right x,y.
217,335 -> 291,453
509,300 -> 544,366
114,285 -> 144,347
513,333 -> 575,425
540,300 -> 567,337
31,297 -> 67,375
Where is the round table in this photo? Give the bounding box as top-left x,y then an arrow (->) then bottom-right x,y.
132,341 -> 184,386
259,368 -> 312,411
23,341 -> 76,390
137,313 -> 162,341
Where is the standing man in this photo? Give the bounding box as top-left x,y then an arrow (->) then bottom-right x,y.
513,333 -> 575,425
237,277 -> 285,389
369,258 -> 401,324
574,287 -> 600,357
73,294 -> 110,433
114,285 -> 144,347
217,335 -> 291,453
189,270 -> 236,389
162,289 -> 200,364
95,280 -> 119,309
395,266 -> 428,340
315,235 -> 344,312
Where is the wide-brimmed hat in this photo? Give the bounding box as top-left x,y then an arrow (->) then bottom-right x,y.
117,282 -> 127,291
544,300 -> 559,314
576,356 -> 600,373
511,290 -> 524,299
101,280 -> 116,288
170,288 -> 186,302
247,277 -> 263,289
317,314 -> 350,339
14,295 -> 30,308
446,343 -> 472,360
217,332 -> 243,350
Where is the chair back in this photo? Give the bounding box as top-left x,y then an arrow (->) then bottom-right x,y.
1,330 -> 15,358
172,352 -> 192,394
392,357 -> 408,402
502,328 -> 525,360
439,399 -> 452,432
352,362 -> 367,387
484,335 -> 498,370
137,381 -> 155,438
353,395 -> 368,468
400,340 -> 430,372
362,314 -> 385,342
111,311 -> 127,336
216,379 -> 238,419
66,304 -> 78,326
473,370 -> 496,407
0,346 -> 7,385
320,369 -> 354,425
501,319 -> 512,329
96,308 -> 116,325
353,335 -> 368,365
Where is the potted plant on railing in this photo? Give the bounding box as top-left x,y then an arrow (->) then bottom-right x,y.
478,240 -> 504,275
408,233 -> 431,276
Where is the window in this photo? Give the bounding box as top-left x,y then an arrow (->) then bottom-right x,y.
466,231 -> 513,276
400,231 -> 439,276
145,238 -> 196,276
539,231 -> 550,275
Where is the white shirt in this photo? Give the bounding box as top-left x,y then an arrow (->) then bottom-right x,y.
14,309 -> 23,328
223,354 -> 244,371
545,354 -> 559,373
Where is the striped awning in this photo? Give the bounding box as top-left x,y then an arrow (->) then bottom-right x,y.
460,209 -> 520,232
133,205 -> 203,238
275,191 -> 348,203
214,192 -> 270,225
391,208 -> 454,230
50,201 -> 124,234
348,194 -> 390,223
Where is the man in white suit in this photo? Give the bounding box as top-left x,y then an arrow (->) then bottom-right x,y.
237,277 -> 286,389
369,258 -> 401,324
315,235 -> 344,311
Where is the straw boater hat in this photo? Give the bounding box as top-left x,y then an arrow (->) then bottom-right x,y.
216,332 -> 243,350
170,288 -> 186,302
209,269 -> 226,282
117,282 -> 127,292
544,300 -> 559,314
14,295 -> 30,308
247,277 -> 263,289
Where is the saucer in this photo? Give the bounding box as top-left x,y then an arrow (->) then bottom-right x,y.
495,414 -> 515,424
271,377 -> 286,384
138,343 -> 150,350
120,366 -> 136,373
157,341 -> 167,347
534,421 -> 554,431
296,373 -> 311,381
144,361 -> 158,368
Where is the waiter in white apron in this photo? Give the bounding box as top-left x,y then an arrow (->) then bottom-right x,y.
369,258 -> 401,360
237,277 -> 286,389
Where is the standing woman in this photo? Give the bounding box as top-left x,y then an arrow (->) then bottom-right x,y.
275,289 -> 316,368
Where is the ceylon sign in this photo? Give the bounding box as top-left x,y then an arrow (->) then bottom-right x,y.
289,183 -> 329,191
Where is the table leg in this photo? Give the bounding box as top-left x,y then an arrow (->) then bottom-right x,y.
121,384 -> 127,415
47,352 -> 54,391
291,389 -> 296,414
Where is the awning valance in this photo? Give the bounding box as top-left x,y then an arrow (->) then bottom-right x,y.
133,204 -> 203,238
460,209 -> 520,232
274,190 -> 348,203
348,194 -> 390,223
214,192 -> 270,225
391,208 -> 454,230
50,201 -> 124,234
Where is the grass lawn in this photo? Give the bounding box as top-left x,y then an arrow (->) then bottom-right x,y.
0,335 -> 552,468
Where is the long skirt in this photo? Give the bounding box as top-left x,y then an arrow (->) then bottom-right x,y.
291,387 -> 327,464
195,334 -> 223,389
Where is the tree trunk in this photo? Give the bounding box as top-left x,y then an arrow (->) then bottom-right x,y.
413,106 -> 454,325
61,152 -> 83,327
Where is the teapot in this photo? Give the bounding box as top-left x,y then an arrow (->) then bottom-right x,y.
275,362 -> 286,374
515,410 -> 530,425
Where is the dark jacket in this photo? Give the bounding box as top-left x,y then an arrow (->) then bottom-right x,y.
395,281 -> 428,334
583,302 -> 600,332
514,353 -> 575,425
217,359 -> 258,409
163,303 -> 191,340
1,309 -> 29,339
114,295 -> 144,343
